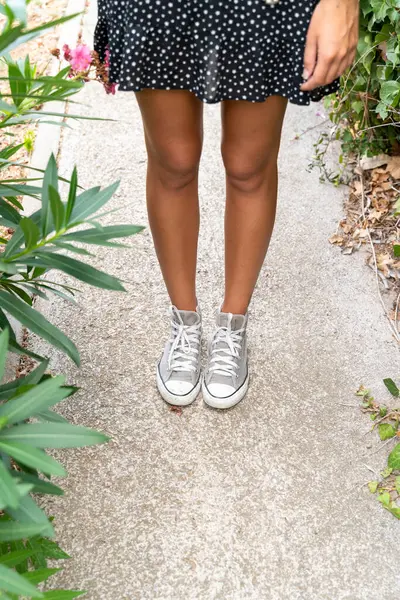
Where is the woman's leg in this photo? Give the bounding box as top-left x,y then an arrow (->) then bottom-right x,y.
221,96 -> 288,315
135,90 -> 204,311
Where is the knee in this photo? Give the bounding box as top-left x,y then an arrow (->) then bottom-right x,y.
150,144 -> 201,192
222,146 -> 278,194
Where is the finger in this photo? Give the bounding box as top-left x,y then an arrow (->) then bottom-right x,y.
328,52 -> 356,83
302,32 -> 318,81
300,56 -> 332,91
324,60 -> 343,85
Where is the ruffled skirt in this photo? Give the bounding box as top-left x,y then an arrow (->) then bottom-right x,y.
94,0 -> 339,105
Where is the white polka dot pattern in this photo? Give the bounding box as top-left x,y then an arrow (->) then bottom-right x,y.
94,0 -> 340,105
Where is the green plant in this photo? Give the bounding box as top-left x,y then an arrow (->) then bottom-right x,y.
312,0 -> 400,179
0,2 -> 143,597
358,379 -> 400,520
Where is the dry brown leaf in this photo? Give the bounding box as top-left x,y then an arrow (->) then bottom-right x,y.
329,234 -> 345,245
386,156 -> 400,180
352,180 -> 363,195
353,228 -> 369,240
372,197 -> 390,211
381,181 -> 394,191
342,222 -> 354,234
368,209 -> 386,222
376,253 -> 394,276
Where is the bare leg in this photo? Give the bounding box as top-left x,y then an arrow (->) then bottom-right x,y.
136,90 -> 204,311
221,96 -> 288,315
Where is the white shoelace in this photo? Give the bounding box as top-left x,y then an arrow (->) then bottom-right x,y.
209,321 -> 245,379
167,308 -> 201,373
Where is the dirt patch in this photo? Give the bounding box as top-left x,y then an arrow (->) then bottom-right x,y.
329,157 -> 400,340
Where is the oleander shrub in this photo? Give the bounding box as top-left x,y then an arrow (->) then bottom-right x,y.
0,2 -> 142,597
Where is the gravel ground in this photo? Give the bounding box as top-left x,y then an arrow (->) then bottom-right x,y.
30,3 -> 400,599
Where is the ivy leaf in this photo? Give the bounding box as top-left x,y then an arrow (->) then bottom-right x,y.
383,378 -> 400,397
381,466 -> 393,478
378,491 -> 391,506
378,423 -> 396,441
388,443 -> 400,470
380,80 -> 400,106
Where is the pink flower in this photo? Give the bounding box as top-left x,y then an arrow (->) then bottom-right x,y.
69,44 -> 92,72
105,47 -> 110,69
104,82 -> 117,95
63,43 -> 71,61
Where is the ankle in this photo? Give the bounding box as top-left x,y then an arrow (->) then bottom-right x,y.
170,297 -> 198,312
221,300 -> 248,315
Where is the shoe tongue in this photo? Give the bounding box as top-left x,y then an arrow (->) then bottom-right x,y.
174,309 -> 200,326
217,312 -> 246,331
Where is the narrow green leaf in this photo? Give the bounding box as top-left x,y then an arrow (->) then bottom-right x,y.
0,442 -> 67,477
10,471 -> 64,496
0,291 -> 80,366
7,62 -> 25,109
0,328 -> 9,382
31,252 -> 125,292
0,184 -> 41,197
0,198 -> 21,225
38,285 -> 76,304
7,337 -> 45,363
48,186 -> 65,233
0,423 -> 109,448
50,241 -> 94,256
383,378 -> 400,397
24,567 -> 61,585
26,537 -> 47,570
36,409 -> 69,424
0,375 -> 69,425
71,180 -> 119,223
0,459 -> 20,510
63,224 -> 144,245
0,312 -> 15,340
3,282 -> 32,306
65,167 -> 78,223
0,563 -> 43,598
0,359 -> 50,402
0,261 -> 18,274
19,217 -> 40,250
41,155 -> 58,237
0,549 -> 33,568
6,495 -> 54,538
34,538 -> 70,560
0,522 -> 47,542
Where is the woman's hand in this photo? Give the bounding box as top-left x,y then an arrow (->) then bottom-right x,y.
300,0 -> 359,91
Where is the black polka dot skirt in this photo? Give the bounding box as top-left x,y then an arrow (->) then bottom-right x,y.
94,0 -> 339,105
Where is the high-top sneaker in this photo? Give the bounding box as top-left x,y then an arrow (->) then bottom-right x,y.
202,309 -> 249,409
157,305 -> 202,406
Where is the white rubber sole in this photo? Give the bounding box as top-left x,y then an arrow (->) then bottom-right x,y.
202,372 -> 249,409
156,366 -> 201,406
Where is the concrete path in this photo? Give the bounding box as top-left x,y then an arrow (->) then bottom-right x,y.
34,5 -> 400,599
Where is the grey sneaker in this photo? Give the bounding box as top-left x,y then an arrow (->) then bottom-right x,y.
157,305 -> 202,406
202,309 -> 249,409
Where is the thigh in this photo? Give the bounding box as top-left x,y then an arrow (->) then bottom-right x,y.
135,89 -> 204,168
221,96 -> 288,173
